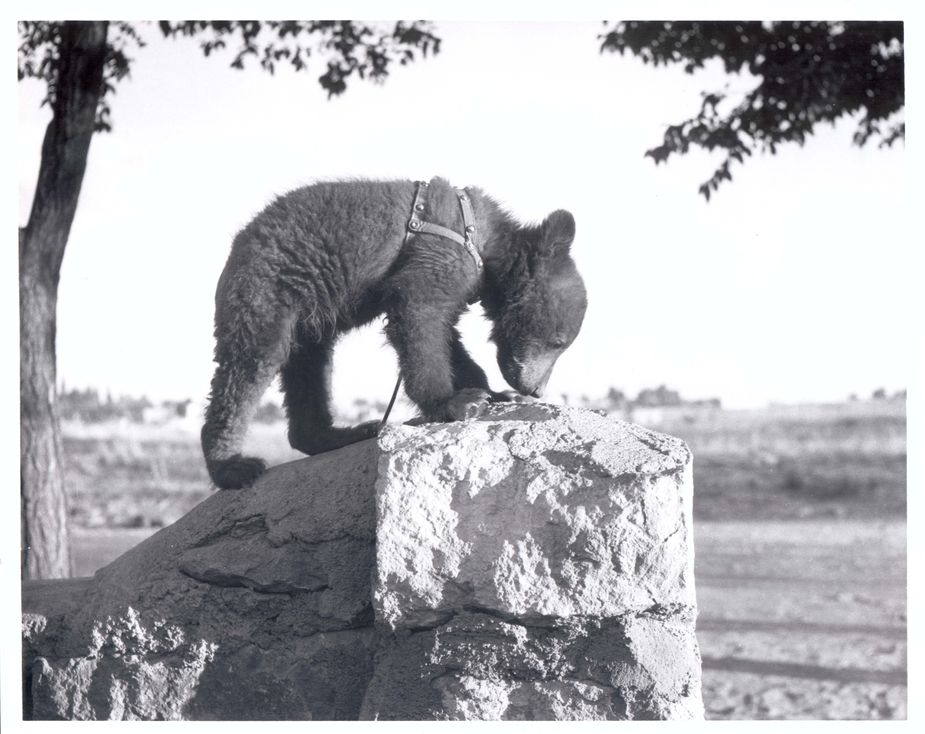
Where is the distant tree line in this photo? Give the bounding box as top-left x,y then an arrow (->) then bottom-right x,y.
851,388 -> 905,402
58,383 -> 902,425
60,385 -> 714,425
58,386 -> 152,423
566,385 -> 722,412
57,387 -> 284,424
56,388 -> 384,425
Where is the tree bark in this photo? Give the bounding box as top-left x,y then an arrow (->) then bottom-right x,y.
20,21 -> 108,579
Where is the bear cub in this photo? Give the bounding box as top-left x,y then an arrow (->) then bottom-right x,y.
202,177 -> 587,489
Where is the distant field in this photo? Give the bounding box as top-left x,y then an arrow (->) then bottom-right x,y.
656,399 -> 906,521
61,399 -> 906,529
62,420 -> 302,529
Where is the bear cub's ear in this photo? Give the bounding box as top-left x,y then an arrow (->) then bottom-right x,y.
540,209 -> 576,257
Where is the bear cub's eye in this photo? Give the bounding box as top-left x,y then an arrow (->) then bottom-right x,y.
550,337 -> 569,350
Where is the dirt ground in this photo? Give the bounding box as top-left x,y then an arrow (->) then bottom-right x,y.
71,515 -> 907,721
694,519 -> 906,720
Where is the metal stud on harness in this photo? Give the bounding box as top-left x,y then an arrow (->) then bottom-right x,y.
405,179 -> 483,275
379,180 -> 484,431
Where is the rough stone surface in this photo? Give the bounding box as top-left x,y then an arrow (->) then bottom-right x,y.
23,403 -> 702,720
364,403 -> 702,719
23,442 -> 381,720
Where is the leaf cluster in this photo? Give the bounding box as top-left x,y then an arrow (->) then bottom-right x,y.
19,20 -> 441,131
601,21 -> 904,199
158,20 -> 440,97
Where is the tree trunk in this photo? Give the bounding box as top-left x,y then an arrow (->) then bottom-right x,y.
20,21 -> 108,579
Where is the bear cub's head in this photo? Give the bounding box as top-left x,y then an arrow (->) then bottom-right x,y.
487,209 -> 587,398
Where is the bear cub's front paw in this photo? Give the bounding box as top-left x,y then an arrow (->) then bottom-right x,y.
489,389 -> 539,404
445,388 -> 493,421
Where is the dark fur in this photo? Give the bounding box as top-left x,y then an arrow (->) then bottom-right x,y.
202,177 -> 587,489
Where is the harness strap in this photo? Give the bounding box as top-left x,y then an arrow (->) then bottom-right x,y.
379,370 -> 403,433
406,180 -> 483,273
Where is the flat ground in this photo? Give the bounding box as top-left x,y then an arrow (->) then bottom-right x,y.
61,398 -> 907,720
695,520 -> 905,719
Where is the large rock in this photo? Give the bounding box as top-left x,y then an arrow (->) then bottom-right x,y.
23,404 -> 702,720
365,403 -> 701,719
25,442 -> 381,720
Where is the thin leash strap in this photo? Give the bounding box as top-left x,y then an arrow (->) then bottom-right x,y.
379,371 -> 403,431
380,179 -> 482,430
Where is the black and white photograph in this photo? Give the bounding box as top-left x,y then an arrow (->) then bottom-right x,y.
4,0 -> 918,725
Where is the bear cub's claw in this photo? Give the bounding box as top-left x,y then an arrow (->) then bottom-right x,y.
210,455 -> 268,490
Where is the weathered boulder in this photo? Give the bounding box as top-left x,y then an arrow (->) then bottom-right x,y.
24,442 -> 381,720
23,403 -> 702,720
365,403 -> 701,719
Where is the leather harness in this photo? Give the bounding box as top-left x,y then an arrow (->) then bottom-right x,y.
405,179 -> 483,276
379,179 -> 485,430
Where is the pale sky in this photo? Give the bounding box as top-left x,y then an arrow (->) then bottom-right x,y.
17,19 -> 912,411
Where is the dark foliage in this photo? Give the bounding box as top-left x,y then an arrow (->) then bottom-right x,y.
158,21 -> 440,98
600,21 -> 904,199
19,20 -> 441,131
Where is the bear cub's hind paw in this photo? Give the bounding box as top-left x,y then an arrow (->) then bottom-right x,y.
290,421 -> 380,455
209,455 -> 268,490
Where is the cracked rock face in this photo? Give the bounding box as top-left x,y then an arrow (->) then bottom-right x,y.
365,403 -> 702,719
374,404 -> 695,627
22,404 -> 701,720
